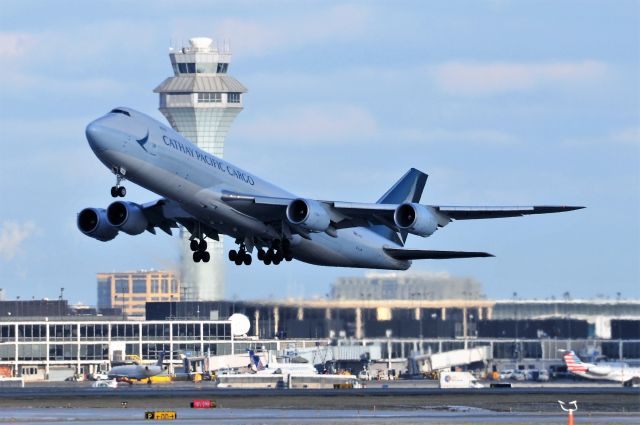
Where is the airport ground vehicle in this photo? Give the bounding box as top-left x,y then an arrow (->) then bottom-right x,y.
439,372 -> 484,389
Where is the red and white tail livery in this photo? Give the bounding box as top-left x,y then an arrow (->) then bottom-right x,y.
560,350 -> 640,386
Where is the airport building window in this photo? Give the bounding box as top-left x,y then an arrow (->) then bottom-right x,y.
203,323 -> 230,340
1,324 -> 15,340
162,280 -> 169,293
111,323 -> 139,340
151,280 -> 160,294
171,279 -> 178,293
80,324 -> 108,341
227,92 -> 241,103
132,279 -> 147,293
216,63 -> 228,73
142,343 -> 169,360
177,62 -> 196,74
196,63 -> 215,73
80,344 -> 108,360
142,323 -> 169,340
48,344 -> 78,361
0,344 -> 15,361
19,344 -> 47,361
197,92 -> 221,103
18,324 -> 46,341
175,343 -> 200,358
172,323 -> 200,340
49,324 -> 76,341
115,279 -> 129,294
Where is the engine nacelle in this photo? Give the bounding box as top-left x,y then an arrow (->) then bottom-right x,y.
106,201 -> 148,235
77,208 -> 119,241
286,198 -> 331,232
393,203 -> 438,237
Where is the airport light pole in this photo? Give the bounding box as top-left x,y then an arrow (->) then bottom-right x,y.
386,329 -> 392,379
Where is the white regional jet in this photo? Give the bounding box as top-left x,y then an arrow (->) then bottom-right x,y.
562,350 -> 640,387
108,352 -> 167,384
78,107 -> 582,267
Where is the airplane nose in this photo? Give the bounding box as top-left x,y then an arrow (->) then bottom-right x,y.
85,120 -> 110,152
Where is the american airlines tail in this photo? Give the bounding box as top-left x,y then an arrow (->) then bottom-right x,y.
371,168 -> 428,245
563,350 -> 589,373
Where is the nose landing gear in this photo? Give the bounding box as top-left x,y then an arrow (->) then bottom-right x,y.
110,168 -> 127,198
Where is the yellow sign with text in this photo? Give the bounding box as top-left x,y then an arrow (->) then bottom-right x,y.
145,411 -> 177,420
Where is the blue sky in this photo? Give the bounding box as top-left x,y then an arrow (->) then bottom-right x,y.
0,0 -> 638,304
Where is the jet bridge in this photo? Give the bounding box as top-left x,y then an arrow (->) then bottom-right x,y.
408,346 -> 492,374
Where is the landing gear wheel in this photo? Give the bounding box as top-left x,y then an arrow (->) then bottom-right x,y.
198,239 -> 207,251
274,251 -> 284,263
273,258 -> 281,265
117,186 -> 126,197
228,250 -> 237,261
190,240 -> 199,252
243,253 -> 252,265
110,186 -> 118,197
257,250 -> 265,261
285,254 -> 293,262
264,258 -> 272,265
201,251 -> 210,262
193,251 -> 202,262
234,257 -> 243,266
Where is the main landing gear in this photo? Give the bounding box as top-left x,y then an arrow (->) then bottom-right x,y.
190,238 -> 210,263
256,239 -> 293,266
110,168 -> 127,198
228,244 -> 252,266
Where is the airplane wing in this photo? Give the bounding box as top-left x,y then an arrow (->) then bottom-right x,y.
383,247 -> 494,260
137,199 -> 220,240
433,206 -> 584,220
221,191 -> 583,233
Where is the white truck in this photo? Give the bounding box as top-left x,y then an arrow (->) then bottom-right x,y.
439,371 -> 484,389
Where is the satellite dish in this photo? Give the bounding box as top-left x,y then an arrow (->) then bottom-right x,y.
229,313 -> 250,336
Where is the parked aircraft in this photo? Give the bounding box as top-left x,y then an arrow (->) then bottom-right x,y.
78,107 -> 582,268
108,352 -> 166,384
562,350 -> 640,386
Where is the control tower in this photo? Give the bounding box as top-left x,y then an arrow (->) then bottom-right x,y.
154,37 -> 247,301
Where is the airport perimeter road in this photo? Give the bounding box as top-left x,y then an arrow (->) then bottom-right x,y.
0,386 -> 637,413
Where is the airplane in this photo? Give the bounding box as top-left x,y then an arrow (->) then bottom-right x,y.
108,352 -> 167,384
561,350 -> 640,386
78,107 -> 583,267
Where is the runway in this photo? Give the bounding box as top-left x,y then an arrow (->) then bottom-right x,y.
0,407 -> 638,425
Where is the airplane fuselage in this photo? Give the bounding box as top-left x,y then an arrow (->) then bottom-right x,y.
87,109 -> 410,269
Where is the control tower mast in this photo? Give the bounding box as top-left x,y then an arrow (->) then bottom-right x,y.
154,37 -> 247,300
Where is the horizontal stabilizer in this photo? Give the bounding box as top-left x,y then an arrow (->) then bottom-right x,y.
384,247 -> 494,260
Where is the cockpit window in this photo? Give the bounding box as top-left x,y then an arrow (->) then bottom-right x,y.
110,108 -> 130,117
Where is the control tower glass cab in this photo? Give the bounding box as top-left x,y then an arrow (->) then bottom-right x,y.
154,37 -> 247,301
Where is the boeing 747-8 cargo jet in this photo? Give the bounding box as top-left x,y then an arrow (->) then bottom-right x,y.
78,107 -> 582,268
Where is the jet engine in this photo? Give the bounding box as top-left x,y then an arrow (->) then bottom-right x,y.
393,203 -> 438,237
77,208 -> 119,241
106,201 -> 149,235
286,198 -> 331,232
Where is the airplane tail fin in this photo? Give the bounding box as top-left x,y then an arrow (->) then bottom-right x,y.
371,168 -> 428,245
248,350 -> 265,371
156,351 -> 166,367
562,350 -> 588,373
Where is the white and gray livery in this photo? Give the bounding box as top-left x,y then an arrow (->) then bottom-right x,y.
78,107 -> 582,268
